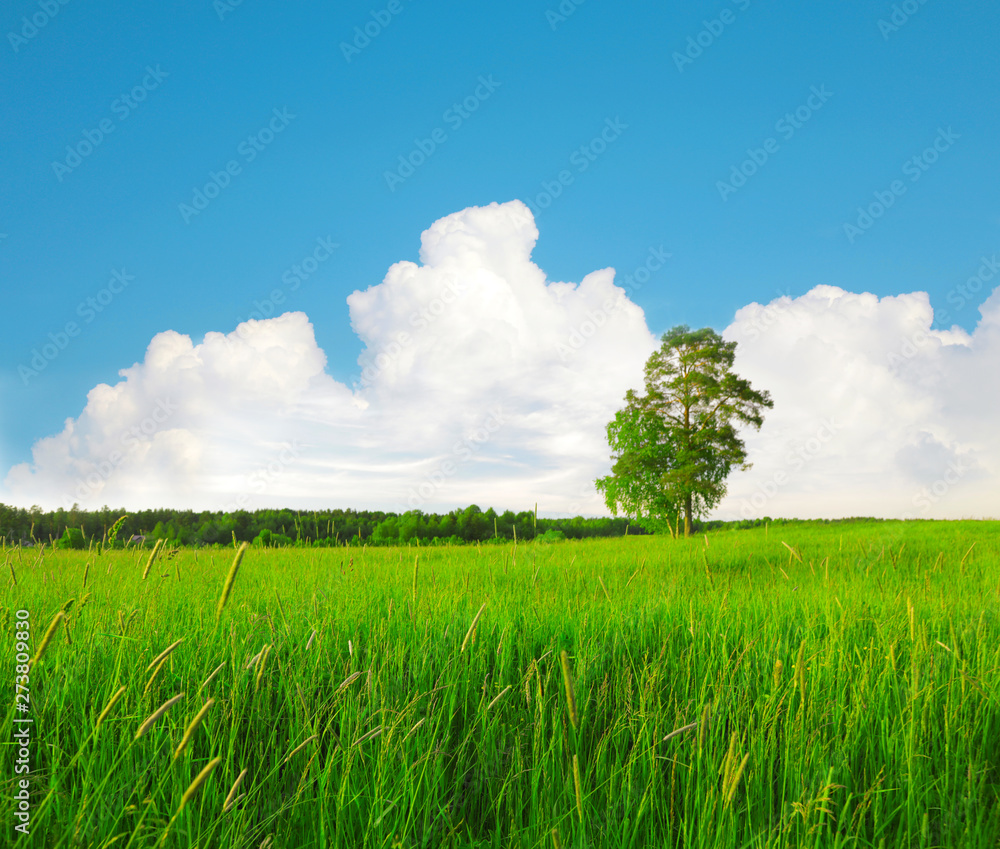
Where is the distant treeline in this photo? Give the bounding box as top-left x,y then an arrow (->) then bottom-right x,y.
0,503 -> 896,549
0,503 -> 656,548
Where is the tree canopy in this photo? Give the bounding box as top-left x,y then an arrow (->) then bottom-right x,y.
596,325 -> 773,537
0,502 -> 643,548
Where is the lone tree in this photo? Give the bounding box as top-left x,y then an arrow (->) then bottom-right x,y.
596,325 -> 773,537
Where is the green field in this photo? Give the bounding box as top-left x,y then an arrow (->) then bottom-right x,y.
4,520 -> 1000,848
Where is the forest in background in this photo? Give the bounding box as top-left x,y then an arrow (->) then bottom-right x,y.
0,502 -> 654,548
0,502 -> 887,549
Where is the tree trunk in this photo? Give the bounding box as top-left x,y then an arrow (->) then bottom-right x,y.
683,397 -> 693,537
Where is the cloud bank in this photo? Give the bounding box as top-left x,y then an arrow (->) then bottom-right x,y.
4,200 -> 998,519
4,201 -> 657,514
718,285 -> 1000,520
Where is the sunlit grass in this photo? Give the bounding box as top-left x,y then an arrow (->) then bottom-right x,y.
3,520 -> 999,847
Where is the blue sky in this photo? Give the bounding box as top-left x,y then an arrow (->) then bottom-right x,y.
2,0 -> 999,518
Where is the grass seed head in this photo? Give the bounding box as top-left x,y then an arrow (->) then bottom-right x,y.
560,650 -> 579,731
283,734 -> 317,764
402,717 -> 425,743
572,753 -> 584,823
173,698 -> 215,761
461,600 -> 488,653
224,768 -> 249,813
337,670 -> 365,692
254,644 -> 272,692
180,756 -> 222,811
141,539 -> 164,581
487,685 -> 512,712
216,542 -> 248,621
199,661 -> 226,695
106,514 -> 128,548
353,725 -> 383,746
146,638 -> 185,673
144,657 -> 168,696
135,693 -> 185,740
29,610 -> 65,669
95,685 -> 127,732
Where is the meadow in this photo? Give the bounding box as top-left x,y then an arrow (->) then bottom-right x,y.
3,520 -> 999,848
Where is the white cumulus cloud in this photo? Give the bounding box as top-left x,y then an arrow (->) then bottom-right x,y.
718,285 -> 1000,520
3,201 -> 658,514
3,201 -> 998,520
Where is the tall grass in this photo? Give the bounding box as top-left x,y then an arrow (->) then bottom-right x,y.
2,519 -> 999,847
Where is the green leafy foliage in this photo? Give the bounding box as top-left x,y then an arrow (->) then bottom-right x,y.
55,527 -> 85,550
0,503 -> 642,548
252,528 -> 294,547
598,325 -> 773,536
103,514 -> 128,552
